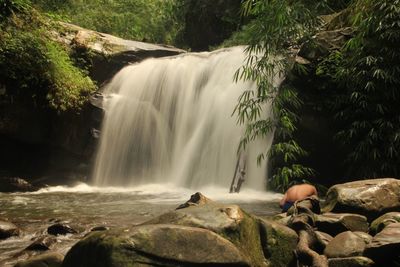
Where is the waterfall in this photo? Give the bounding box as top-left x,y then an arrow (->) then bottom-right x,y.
93,46 -> 279,190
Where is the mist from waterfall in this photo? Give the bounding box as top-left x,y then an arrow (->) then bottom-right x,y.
93,46 -> 280,190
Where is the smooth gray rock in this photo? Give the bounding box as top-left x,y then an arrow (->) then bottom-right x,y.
324,231 -> 371,258
322,178 -> 400,221
316,212 -> 369,236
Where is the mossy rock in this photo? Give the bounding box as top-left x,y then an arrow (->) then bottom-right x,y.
259,219 -> 298,267
143,203 -> 267,266
62,224 -> 250,267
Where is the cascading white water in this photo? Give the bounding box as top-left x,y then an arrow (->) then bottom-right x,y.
93,46 -> 280,190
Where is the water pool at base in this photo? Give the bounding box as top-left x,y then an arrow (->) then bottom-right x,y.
0,183 -> 282,266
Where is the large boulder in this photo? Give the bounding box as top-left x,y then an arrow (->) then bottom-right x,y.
15,252 -> 64,267
322,178 -> 400,221
63,196 -> 300,267
0,177 -> 37,192
364,222 -> 400,265
0,220 -> 20,239
57,22 -> 186,85
259,219 -> 298,267
143,202 -> 266,266
315,213 -> 369,236
62,224 -> 250,267
324,231 -> 372,258
369,212 -> 400,235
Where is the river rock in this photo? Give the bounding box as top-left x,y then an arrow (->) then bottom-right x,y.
25,235 -> 58,251
15,252 -> 64,267
315,212 -> 369,236
0,177 -> 37,192
324,231 -> 371,258
47,223 -> 77,236
0,220 -> 20,239
145,202 -> 245,234
327,256 -> 374,267
369,212 -> 400,235
315,231 -> 333,250
322,178 -> 400,221
364,222 -> 400,265
143,202 -> 267,266
176,192 -> 213,209
259,219 -> 298,267
62,224 -> 250,267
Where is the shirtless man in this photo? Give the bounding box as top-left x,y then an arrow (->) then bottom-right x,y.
279,183 -> 318,212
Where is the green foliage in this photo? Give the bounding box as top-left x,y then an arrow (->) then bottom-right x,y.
0,5 -> 96,111
329,0 -> 400,177
31,0 -> 185,45
177,0 -> 243,50
234,0 -> 325,191
0,0 -> 31,19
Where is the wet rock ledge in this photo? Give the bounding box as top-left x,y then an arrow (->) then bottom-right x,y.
9,178 -> 400,267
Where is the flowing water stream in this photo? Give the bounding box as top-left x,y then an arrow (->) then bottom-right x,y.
1,46 -> 283,266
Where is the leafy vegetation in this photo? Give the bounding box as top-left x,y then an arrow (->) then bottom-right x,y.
234,0 -> 400,190
318,0 -> 400,178
233,0 -> 327,191
0,0 -> 96,111
31,0 -> 184,45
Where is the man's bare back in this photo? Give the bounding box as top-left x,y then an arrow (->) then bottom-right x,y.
279,184 -> 317,211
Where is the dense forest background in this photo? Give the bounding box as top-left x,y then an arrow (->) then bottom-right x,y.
1,0 -> 399,192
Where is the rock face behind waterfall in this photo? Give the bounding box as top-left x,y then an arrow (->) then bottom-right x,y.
62,193 -> 298,267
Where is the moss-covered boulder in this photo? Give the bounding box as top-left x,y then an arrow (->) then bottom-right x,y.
369,212 -> 400,235
259,219 -> 298,267
63,198 -> 300,267
143,202 -> 267,266
57,22 -> 185,84
62,224 -> 250,267
322,178 -> 400,221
